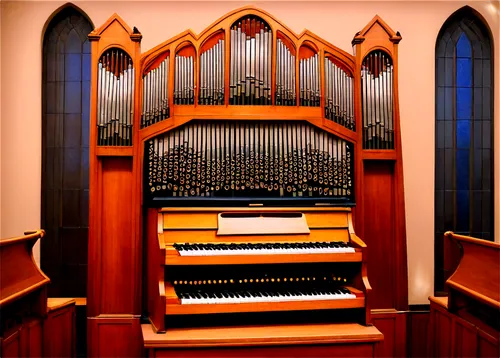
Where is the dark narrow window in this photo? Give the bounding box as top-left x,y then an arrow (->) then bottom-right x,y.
41,6 -> 93,297
435,6 -> 494,293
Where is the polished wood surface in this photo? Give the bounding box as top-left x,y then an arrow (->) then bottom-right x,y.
142,322 -> 382,348
44,299 -> 76,358
0,231 -> 49,308
0,231 -> 48,358
47,298 -> 76,312
428,297 -> 499,358
444,232 -> 500,310
426,232 -> 500,358
164,252 -> 362,266
407,307 -> 430,358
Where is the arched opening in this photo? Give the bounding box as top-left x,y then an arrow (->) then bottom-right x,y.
434,6 -> 494,294
41,4 -> 93,297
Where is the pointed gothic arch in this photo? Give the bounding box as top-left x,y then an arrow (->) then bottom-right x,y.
434,6 -> 494,293
41,3 -> 94,297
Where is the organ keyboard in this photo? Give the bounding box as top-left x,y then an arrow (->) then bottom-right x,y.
173,241 -> 356,256
147,206 -> 372,333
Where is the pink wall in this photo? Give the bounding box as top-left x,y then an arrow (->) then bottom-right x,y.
1,0 -> 499,305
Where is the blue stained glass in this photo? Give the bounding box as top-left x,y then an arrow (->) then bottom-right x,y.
456,149 -> 470,190
456,120 -> 470,148
456,87 -> 472,119
456,190 -> 470,232
456,33 -> 471,57
456,58 -> 472,87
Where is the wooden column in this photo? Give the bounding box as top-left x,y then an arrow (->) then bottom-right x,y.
87,14 -> 143,358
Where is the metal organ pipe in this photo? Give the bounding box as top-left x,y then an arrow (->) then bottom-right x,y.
299,51 -> 320,107
141,55 -> 170,128
275,39 -> 296,106
230,16 -> 271,105
361,50 -> 394,149
174,51 -> 194,105
97,48 -> 134,146
146,121 -> 353,201
324,58 -> 355,131
199,39 -> 225,105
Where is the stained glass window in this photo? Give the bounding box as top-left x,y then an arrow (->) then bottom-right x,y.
435,7 -> 493,293
42,6 -> 93,297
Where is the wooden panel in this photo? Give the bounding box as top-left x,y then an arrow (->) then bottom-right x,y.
88,317 -> 143,358
371,311 -> 406,358
363,162 -> 395,309
434,308 -> 453,357
99,157 -> 135,314
445,233 -> 500,309
150,344 -> 375,358
164,251 -> 362,266
477,330 -> 499,358
162,229 -> 349,244
429,299 -> 499,358
44,302 -> 76,358
162,210 -> 349,230
24,319 -> 43,358
1,328 -> 21,358
142,322 -> 383,347
453,318 -> 477,357
406,309 -> 430,358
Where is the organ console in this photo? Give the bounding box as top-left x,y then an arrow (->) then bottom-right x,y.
87,6 -> 408,357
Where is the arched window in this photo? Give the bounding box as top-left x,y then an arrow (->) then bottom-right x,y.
41,5 -> 93,297
434,6 -> 494,292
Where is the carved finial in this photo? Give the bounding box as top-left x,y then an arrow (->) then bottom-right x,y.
133,26 -> 140,34
396,31 -> 401,37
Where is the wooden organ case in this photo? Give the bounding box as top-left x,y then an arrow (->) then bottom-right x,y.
87,7 -> 409,357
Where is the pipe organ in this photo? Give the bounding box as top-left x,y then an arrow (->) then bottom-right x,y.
87,7 -> 408,358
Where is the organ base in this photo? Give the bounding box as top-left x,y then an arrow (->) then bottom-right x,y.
141,322 -> 383,357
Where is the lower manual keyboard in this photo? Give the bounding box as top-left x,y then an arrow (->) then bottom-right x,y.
176,287 -> 356,304
173,242 -> 355,256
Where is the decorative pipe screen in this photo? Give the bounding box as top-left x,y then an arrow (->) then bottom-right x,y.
145,120 -> 354,205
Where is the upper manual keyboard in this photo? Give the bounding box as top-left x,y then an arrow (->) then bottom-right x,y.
173,242 -> 355,256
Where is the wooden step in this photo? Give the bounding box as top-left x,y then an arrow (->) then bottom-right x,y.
142,322 -> 383,348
